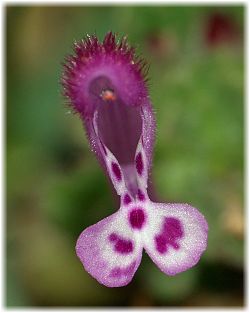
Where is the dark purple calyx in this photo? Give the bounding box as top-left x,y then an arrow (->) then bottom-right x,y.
109,261 -> 136,278
109,233 -> 133,254
155,217 -> 184,254
129,208 -> 146,230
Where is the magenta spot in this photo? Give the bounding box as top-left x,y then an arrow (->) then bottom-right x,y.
110,267 -> 122,277
109,233 -> 118,242
135,152 -> 144,175
109,233 -> 133,254
110,261 -> 136,278
115,239 -> 133,254
111,162 -> 121,181
137,189 -> 145,201
123,261 -> 136,275
155,217 -> 183,254
155,235 -> 167,254
129,208 -> 146,229
123,193 -> 132,205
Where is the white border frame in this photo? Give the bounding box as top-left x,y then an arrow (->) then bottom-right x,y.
1,1 -> 247,311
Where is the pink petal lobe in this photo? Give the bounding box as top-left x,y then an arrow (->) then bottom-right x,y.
142,202 -> 208,276
76,209 -> 143,287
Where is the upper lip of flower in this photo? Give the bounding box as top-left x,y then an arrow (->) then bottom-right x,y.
61,32 -> 208,288
62,32 -> 155,199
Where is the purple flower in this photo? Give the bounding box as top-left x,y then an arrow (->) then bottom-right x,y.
61,32 -> 208,287
204,12 -> 239,47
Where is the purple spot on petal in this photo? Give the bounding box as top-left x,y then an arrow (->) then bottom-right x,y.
110,261 -> 136,278
129,208 -> 146,229
155,217 -> 184,254
123,193 -> 132,205
155,235 -> 167,254
110,267 -> 122,277
164,218 -> 183,238
135,152 -> 144,175
137,189 -> 145,201
109,233 -> 133,254
123,261 -> 136,275
115,239 -> 133,254
111,162 -> 122,181
109,233 -> 118,242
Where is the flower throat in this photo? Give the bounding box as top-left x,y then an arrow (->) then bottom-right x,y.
90,75 -> 142,198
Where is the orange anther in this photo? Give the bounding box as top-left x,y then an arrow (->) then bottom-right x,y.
101,90 -> 116,102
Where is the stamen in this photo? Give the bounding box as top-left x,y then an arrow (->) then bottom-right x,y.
101,89 -> 117,102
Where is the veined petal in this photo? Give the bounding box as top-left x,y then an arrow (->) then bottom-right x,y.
142,202 -> 208,276
76,208 -> 143,287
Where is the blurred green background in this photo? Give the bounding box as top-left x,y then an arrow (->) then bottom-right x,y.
6,5 -> 244,307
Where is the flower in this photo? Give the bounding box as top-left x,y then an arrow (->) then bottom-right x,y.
204,12 -> 239,47
61,32 -> 208,288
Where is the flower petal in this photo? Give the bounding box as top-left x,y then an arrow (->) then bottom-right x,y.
76,209 -> 143,287
142,202 -> 208,276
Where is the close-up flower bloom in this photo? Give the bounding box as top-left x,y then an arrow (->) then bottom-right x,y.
61,32 -> 208,288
